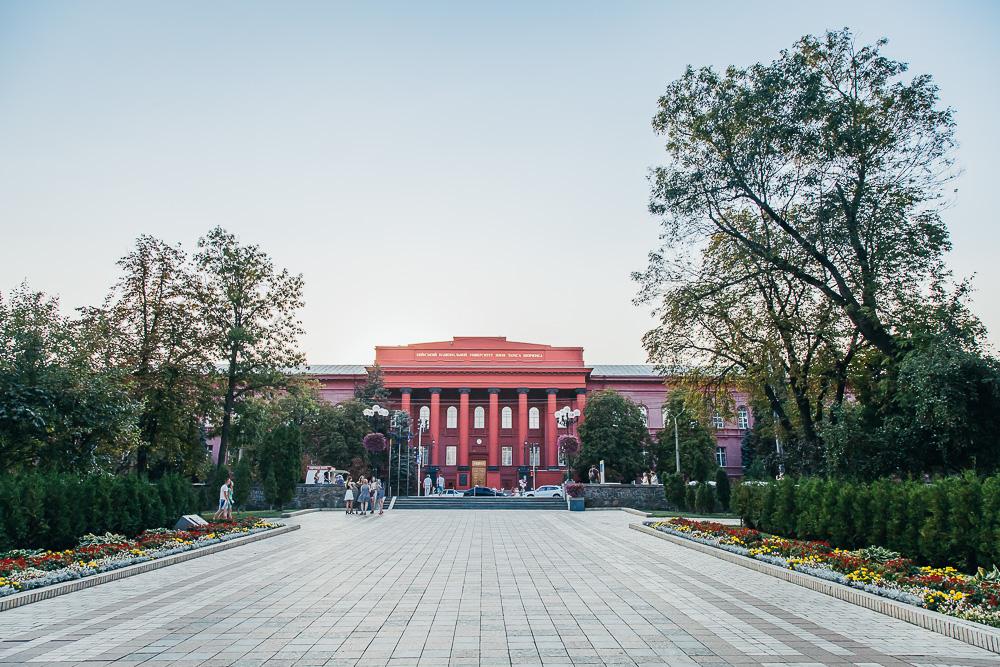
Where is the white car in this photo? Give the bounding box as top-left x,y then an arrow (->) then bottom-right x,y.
439,489 -> 464,498
525,485 -> 563,498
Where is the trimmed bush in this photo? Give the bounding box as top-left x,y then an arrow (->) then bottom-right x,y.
694,482 -> 717,514
715,468 -> 731,511
734,474 -> 1000,572
663,473 -> 685,510
0,473 -> 199,550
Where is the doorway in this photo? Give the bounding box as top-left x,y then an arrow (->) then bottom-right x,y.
471,459 -> 487,487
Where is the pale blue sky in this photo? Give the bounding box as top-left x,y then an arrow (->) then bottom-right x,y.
1,1 -> 997,364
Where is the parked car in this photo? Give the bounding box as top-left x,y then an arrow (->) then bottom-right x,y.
525,485 -> 563,498
463,486 -> 500,496
439,489 -> 464,498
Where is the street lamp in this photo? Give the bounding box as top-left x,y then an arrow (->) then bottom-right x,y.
664,405 -> 685,475
555,406 -> 581,481
362,404 -> 390,489
523,440 -> 539,490
416,415 -> 429,495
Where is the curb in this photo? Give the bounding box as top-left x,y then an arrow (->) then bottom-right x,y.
629,523 -> 1000,654
0,524 -> 300,613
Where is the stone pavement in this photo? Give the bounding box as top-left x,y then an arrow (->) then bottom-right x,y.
0,511 -> 996,667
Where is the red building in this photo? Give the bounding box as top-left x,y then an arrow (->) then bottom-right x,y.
292,337 -> 748,490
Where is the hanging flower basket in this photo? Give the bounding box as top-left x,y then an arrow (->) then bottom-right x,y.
557,435 -> 580,456
363,432 -> 388,453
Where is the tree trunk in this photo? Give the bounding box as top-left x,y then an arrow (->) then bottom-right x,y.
217,346 -> 239,469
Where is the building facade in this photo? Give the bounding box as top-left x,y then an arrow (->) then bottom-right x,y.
298,337 -> 748,490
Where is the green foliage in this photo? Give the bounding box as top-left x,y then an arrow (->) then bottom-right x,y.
684,484 -> 696,513
654,393 -> 717,482
576,390 -> 649,483
663,473 -> 686,510
257,424 -> 302,509
713,469 -> 731,512
233,456 -> 252,509
0,473 -> 198,549
694,483 -> 716,514
737,475 -> 1000,572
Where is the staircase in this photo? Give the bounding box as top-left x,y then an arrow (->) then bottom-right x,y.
392,496 -> 566,510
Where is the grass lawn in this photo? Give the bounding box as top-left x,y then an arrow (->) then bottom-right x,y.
647,510 -> 739,520
199,510 -> 284,521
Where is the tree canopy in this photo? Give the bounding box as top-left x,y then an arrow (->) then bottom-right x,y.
576,390 -> 650,483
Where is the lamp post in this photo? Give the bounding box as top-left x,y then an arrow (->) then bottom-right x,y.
416,416 -> 429,496
555,406 -> 581,482
389,410 -> 409,497
523,440 -> 539,490
664,404 -> 685,475
363,404 -> 389,489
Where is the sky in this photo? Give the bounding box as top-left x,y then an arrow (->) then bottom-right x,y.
1,1 -> 998,365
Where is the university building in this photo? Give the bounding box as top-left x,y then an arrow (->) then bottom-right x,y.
292,337 -> 749,490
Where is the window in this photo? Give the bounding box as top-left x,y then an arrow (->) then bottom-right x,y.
528,407 -> 540,429
502,446 -> 512,466
639,405 -> 648,427
712,413 -> 724,429
501,406 -> 512,429
446,446 -> 457,466
737,406 -> 749,430
446,406 -> 458,429
529,445 -> 540,466
419,406 -> 430,428
716,446 -> 727,467
473,406 -> 485,429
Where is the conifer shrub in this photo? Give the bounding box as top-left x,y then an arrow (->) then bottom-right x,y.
694,482 -> 716,514
714,468 -> 731,511
663,473 -> 686,510
684,484 -> 697,514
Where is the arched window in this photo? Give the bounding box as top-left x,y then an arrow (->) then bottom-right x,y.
639,405 -> 648,427
501,406 -> 512,429
737,406 -> 749,430
446,406 -> 458,429
528,407 -> 540,429
419,405 -> 430,427
473,406 -> 485,429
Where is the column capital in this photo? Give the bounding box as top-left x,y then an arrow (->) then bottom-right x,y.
458,387 -> 471,395
488,387 -> 500,395
429,387 -> 442,395
546,388 -> 559,395
575,388 -> 587,395
517,387 -> 530,395
400,387 -> 413,395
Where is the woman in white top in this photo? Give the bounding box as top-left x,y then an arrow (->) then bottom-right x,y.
344,483 -> 355,514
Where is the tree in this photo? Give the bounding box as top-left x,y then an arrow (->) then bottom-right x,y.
257,424 -> 302,509
652,392 -> 716,481
576,390 -> 649,483
647,29 -> 955,359
84,235 -> 215,476
191,227 -> 305,469
0,284 -> 139,472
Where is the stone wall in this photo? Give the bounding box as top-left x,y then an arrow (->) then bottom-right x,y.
581,483 -> 670,510
245,484 -> 347,510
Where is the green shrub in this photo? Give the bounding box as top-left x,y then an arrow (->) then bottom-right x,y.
694,483 -> 717,514
715,468 -> 731,511
980,476 -> 1000,568
947,473 -> 982,572
663,473 -> 685,510
921,480 -> 952,567
684,484 -> 696,513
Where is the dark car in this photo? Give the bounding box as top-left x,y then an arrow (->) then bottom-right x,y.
463,486 -> 500,496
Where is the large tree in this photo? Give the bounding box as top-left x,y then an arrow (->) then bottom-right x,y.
0,284 -> 138,472
85,235 -> 215,475
576,390 -> 650,483
191,227 -> 305,469
647,29 -> 955,359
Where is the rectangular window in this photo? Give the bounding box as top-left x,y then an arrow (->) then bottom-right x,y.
712,414 -> 725,429
737,409 -> 749,430
502,446 -> 512,466
446,446 -> 457,466
530,446 -> 540,467
716,447 -> 727,467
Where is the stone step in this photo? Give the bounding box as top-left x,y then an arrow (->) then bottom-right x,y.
392,497 -> 565,510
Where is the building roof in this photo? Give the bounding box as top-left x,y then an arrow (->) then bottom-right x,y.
293,364 -> 368,376
589,364 -> 661,377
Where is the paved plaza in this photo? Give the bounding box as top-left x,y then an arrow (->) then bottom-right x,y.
0,511 -> 996,667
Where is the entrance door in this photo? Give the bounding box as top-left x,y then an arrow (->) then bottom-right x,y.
471,459 -> 487,487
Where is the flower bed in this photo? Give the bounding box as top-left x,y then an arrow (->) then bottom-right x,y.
645,518 -> 1000,628
0,517 -> 278,598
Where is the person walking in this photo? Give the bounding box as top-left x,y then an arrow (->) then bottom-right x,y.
376,480 -> 386,515
436,473 -> 445,496
423,474 -> 432,497
226,479 -> 234,519
214,474 -> 232,520
344,482 -> 355,514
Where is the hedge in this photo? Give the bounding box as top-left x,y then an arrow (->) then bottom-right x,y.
731,473 -> 1000,572
0,473 -> 198,550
